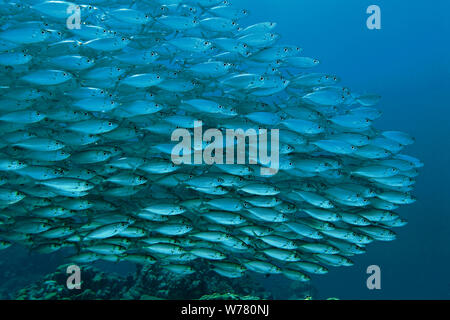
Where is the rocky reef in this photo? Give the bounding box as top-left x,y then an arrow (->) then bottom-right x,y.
14,261 -> 312,300
2,243 -> 314,300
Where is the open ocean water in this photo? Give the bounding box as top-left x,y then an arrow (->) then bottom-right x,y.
0,0 -> 448,300
238,0 -> 449,299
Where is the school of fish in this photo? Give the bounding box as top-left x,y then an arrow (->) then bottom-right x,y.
0,0 -> 423,282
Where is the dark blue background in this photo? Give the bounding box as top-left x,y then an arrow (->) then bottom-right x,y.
239,0 -> 450,299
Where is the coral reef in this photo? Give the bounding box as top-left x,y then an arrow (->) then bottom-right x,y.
14,262 -> 292,300
199,293 -> 261,300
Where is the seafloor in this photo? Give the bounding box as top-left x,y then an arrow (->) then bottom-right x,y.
1,245 -> 316,300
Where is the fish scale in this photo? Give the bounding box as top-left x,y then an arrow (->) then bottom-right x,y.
0,0 -> 422,282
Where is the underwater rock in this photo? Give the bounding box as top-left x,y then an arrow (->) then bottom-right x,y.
13,262 -> 295,300
199,293 -> 261,300
15,264 -> 126,300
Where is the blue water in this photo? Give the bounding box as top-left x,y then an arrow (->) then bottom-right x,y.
239,0 -> 450,299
